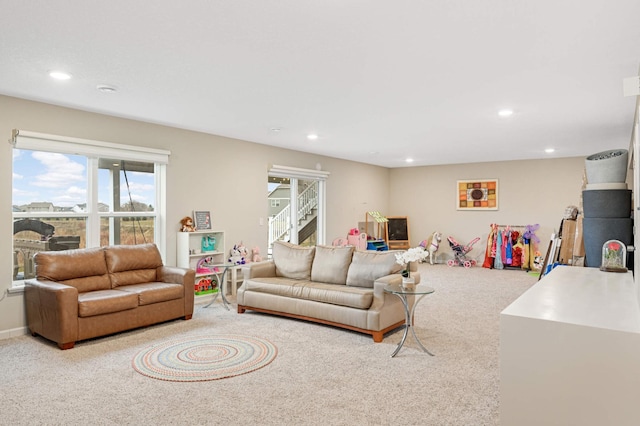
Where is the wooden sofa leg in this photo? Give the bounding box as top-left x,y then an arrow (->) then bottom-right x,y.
237,306 -> 246,314
58,342 -> 75,350
184,314 -> 192,320
372,331 -> 383,343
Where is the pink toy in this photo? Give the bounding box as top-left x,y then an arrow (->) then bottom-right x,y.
252,246 -> 262,262
347,233 -> 368,250
196,256 -> 217,274
446,236 -> 481,268
332,237 -> 348,247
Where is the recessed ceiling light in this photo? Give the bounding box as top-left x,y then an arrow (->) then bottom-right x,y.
498,109 -> 513,117
49,70 -> 72,80
545,148 -> 555,153
269,127 -> 282,133
307,134 -> 318,140
96,84 -> 117,93
405,158 -> 414,163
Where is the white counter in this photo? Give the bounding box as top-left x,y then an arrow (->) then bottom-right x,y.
500,266 -> 640,426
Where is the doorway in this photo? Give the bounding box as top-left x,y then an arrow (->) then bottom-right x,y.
267,165 -> 328,255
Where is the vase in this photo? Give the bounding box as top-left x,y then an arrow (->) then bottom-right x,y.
402,276 -> 416,289
584,149 -> 628,184
582,189 -> 632,218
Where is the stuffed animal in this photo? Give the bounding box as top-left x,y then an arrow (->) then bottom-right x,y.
332,237 -> 348,247
252,246 -> 262,262
237,242 -> 249,262
180,216 -> 196,232
228,245 -> 246,265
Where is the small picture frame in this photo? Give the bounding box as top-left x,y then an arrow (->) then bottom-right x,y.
193,210 -> 212,230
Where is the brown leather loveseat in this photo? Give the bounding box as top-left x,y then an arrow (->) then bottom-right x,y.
25,243 -> 195,349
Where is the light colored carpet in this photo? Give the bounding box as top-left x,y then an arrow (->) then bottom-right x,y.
0,264 -> 536,425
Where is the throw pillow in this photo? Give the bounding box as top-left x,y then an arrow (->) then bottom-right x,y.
311,245 -> 354,284
346,250 -> 403,288
272,241 -> 315,279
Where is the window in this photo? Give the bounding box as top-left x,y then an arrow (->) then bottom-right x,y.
11,130 -> 169,285
270,199 -> 281,208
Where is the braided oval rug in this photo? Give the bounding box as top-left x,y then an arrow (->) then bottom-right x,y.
132,334 -> 277,382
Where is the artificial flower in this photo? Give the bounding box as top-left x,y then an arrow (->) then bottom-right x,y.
395,247 -> 429,278
603,241 -> 623,267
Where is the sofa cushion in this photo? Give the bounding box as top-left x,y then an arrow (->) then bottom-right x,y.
77,289 -> 139,317
272,241 -> 315,279
311,245 -> 354,285
104,243 -> 163,287
346,250 -> 403,288
34,247 -> 111,293
116,282 -> 184,306
242,277 -> 374,309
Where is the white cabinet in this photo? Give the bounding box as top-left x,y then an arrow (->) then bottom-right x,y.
500,266 -> 640,425
177,230 -> 225,297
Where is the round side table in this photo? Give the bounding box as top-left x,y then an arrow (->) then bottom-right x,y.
384,283 -> 435,357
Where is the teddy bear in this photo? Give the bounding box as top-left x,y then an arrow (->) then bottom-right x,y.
180,216 -> 196,232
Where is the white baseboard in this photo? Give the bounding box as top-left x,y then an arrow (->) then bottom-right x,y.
0,326 -> 28,340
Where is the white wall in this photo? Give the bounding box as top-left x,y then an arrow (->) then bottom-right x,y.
389,159 -> 585,263
0,94 -> 585,337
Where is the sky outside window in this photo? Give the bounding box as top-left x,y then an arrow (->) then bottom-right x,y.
13,149 -> 154,210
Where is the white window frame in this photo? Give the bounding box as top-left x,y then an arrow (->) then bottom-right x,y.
268,164 -> 329,245
11,130 -> 170,287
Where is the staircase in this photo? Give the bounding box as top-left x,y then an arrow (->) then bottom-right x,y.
298,216 -> 317,245
269,181 -> 318,248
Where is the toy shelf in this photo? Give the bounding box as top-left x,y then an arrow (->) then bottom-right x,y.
177,230 -> 225,297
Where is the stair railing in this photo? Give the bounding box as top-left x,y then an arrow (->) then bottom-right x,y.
269,204 -> 290,247
297,181 -> 318,223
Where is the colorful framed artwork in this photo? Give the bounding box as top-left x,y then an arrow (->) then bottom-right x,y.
457,179 -> 499,210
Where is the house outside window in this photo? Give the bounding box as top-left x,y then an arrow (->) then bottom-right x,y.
11,130 -> 169,286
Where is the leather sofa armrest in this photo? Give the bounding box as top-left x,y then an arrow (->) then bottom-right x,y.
157,266 -> 195,317
373,274 -> 402,288
369,272 -> 421,311
373,271 -> 421,288
157,265 -> 194,285
241,261 -> 276,279
237,262 -> 276,306
24,279 -> 79,348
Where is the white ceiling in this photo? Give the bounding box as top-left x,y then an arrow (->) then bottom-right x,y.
1,1 -> 639,168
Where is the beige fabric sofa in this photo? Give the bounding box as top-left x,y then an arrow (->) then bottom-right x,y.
25,243 -> 195,349
237,241 -> 419,342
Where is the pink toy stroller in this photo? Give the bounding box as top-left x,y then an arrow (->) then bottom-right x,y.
447,236 -> 481,268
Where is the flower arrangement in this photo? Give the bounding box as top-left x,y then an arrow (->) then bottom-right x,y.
395,247 -> 429,278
